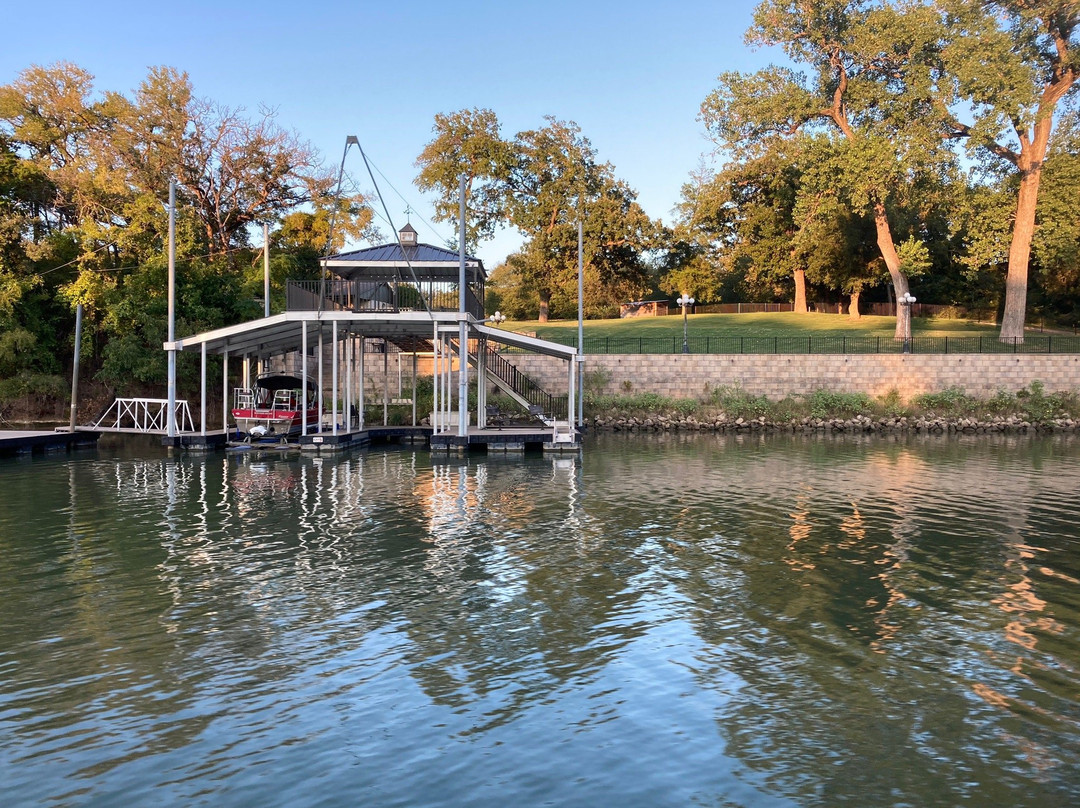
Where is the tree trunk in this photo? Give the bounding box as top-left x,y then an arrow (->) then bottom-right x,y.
793,269 -> 807,313
849,289 -> 861,319
998,45 -> 1075,342
999,158 -> 1043,343
538,290 -> 550,323
872,203 -> 910,341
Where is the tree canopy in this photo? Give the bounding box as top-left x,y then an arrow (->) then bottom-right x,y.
0,62 -> 374,399
416,110 -> 660,320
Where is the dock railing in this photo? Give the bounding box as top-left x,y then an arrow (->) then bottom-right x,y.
286,279 -> 485,320
89,398 -> 195,434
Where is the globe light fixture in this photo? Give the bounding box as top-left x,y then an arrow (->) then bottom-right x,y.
487,311 -> 506,326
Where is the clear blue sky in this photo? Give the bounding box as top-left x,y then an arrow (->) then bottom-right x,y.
3,0 -> 777,265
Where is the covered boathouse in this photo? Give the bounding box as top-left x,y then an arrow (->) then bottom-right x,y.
162,223 -> 583,453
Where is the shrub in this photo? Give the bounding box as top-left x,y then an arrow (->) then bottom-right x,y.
804,390 -> 873,419
877,388 -> 909,418
911,387 -> 977,416
710,384 -> 776,419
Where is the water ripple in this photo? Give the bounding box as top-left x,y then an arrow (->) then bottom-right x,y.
1,435 -> 1079,806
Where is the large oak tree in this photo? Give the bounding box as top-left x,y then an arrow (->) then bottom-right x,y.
417,110 -> 658,321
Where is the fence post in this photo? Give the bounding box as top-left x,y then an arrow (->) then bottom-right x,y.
1048,336 -> 1052,354
842,336 -> 846,354
1014,337 -> 1017,354
877,336 -> 880,353
741,336 -> 744,354
979,336 -> 982,353
807,336 -> 811,354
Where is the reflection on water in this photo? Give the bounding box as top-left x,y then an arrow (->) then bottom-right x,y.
1,433 -> 1079,806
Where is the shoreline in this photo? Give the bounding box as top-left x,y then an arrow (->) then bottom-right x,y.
589,412 -> 1080,435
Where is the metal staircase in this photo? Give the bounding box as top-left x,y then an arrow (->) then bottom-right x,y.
449,340 -> 567,423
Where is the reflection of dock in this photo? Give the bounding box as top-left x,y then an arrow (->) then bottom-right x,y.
0,429 -> 101,456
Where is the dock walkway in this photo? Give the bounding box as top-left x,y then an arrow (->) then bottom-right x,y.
0,430 -> 101,457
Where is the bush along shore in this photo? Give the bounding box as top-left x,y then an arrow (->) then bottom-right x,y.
584,382 -> 1080,435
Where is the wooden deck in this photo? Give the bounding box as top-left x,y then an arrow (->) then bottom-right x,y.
0,429 -> 101,456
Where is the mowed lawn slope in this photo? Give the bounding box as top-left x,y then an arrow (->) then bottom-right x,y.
507,312 -> 1002,340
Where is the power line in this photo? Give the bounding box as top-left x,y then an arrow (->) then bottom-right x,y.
364,157 -> 452,246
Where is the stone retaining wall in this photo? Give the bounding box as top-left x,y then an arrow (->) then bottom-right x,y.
503,353 -> 1080,400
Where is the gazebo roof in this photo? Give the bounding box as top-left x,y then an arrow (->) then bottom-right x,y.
323,241 -> 485,282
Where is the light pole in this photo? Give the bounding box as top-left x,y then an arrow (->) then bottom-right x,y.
677,294 -> 695,354
899,291 -> 916,353
487,311 -> 506,326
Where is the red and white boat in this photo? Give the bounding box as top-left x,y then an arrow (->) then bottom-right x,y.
231,372 -> 320,439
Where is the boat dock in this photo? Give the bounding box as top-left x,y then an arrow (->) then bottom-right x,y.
0,429 -> 101,457
67,223 -> 585,458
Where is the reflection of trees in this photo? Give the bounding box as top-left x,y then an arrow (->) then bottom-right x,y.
592,431 -> 1080,805
4,432 -> 1079,803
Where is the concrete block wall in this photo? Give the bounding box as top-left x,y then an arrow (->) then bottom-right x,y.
503,353 -> 1080,401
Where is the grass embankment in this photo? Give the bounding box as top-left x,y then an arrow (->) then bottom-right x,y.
493,313 -> 1079,430
506,312 -> 1003,340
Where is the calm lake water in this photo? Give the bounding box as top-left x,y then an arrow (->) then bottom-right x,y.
2,432 -> 1079,807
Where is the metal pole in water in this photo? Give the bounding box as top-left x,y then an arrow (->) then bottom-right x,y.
200,342 -> 207,435
318,328 -> 324,433
167,178 -> 177,439
577,219 -> 584,426
359,333 -> 366,430
222,349 -> 229,437
332,319 -> 339,436
301,322 -> 308,437
458,174 -> 468,438
263,223 -> 271,318
69,303 -> 83,432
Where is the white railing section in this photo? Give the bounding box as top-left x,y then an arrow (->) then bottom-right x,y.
91,398 -> 195,434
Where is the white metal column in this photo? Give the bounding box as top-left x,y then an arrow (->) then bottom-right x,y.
345,328 -> 352,430
301,321 -> 309,437
332,320 -> 339,436
222,349 -> 229,437
200,342 -> 207,435
358,334 -> 365,429
166,179 -> 176,439
317,328 -> 324,433
432,322 -> 439,433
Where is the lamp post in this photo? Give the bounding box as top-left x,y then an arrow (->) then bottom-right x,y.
677,294 -> 695,354
488,311 -> 506,326
899,291 -> 916,353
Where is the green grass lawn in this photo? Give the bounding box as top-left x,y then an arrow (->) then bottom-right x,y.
505,312 -> 1000,340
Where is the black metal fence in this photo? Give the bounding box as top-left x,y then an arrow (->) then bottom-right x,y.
528,334 -> 1080,355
